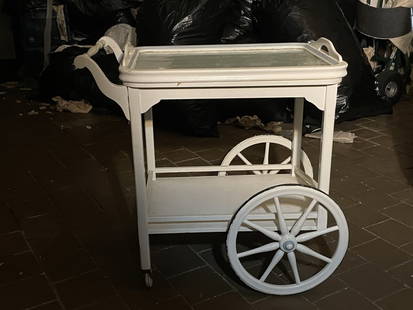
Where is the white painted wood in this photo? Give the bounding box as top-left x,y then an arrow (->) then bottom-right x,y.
292,98 -> 304,176
156,164 -> 293,174
317,84 -> 338,230
74,53 -> 130,120
148,174 -> 310,218
78,37 -> 348,293
120,39 -> 347,88
128,88 -> 151,271
144,110 -> 156,180
96,36 -> 124,63
137,86 -> 328,114
218,135 -> 313,177
226,185 -> 348,295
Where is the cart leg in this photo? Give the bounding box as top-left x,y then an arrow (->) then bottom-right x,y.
317,84 -> 337,229
144,109 -> 156,180
129,89 -> 151,272
318,85 -> 337,193
292,98 -> 304,176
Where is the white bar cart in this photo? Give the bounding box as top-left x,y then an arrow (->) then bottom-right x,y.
75,37 -> 349,295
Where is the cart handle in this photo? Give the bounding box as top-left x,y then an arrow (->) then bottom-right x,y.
74,38 -> 130,120
309,37 -> 343,63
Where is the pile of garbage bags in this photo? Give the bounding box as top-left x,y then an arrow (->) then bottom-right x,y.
5,0 -> 403,136
137,0 -> 395,135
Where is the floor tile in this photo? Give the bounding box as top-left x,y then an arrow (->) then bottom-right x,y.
377,289 -> 413,310
0,232 -> 28,256
0,252 -> 43,286
169,266 -> 232,305
338,263 -> 403,301
302,277 -> 347,302
194,292 -> 252,310
152,245 -> 206,278
0,275 -> 56,310
253,295 -> 317,310
352,239 -> 411,270
387,260 -> 413,287
0,206 -> 19,234
343,205 -> 388,228
383,203 -> 413,227
316,288 -> 380,310
347,223 -> 377,248
366,219 -> 413,246
55,271 -> 117,310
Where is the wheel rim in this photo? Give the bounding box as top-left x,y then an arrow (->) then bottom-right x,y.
219,135 -> 313,177
226,185 -> 348,295
384,81 -> 398,98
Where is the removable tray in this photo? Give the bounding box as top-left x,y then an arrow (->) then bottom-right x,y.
119,39 -> 347,88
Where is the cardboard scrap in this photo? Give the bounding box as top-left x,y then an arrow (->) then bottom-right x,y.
52,96 -> 92,114
305,130 -> 357,143
225,115 -> 282,134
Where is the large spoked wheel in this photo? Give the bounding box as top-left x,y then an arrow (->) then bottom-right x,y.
219,135 -> 313,177
226,185 -> 348,295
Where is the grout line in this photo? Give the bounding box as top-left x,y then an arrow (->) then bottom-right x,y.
312,286 -> 349,304
165,265 -> 207,280
51,268 -> 99,285
386,258 -> 413,272
24,299 -> 59,310
21,231 -> 67,310
373,287 -> 408,304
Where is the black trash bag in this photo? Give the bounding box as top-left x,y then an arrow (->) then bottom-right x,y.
221,0 -> 258,44
336,0 -> 358,26
39,46 -> 122,114
136,0 -> 265,136
136,0 -> 231,136
62,0 -> 137,42
253,0 -> 392,128
137,0 -> 237,46
154,100 -> 219,137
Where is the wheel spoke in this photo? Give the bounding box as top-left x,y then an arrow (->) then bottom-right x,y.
296,226 -> 339,243
296,244 -> 332,264
290,199 -> 318,236
262,142 -> 270,174
287,252 -> 301,284
260,249 -> 284,282
274,197 -> 289,235
243,220 -> 281,241
237,153 -> 261,175
269,156 -> 291,175
237,242 -> 279,258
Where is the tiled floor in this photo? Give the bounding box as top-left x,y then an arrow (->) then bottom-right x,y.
1,83 -> 412,309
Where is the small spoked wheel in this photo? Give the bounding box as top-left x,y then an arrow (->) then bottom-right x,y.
226,185 -> 348,295
144,272 -> 153,288
219,135 -> 313,177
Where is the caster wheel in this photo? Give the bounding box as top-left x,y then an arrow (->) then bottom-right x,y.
377,71 -> 403,104
226,185 -> 348,295
144,272 -> 153,288
219,135 -> 313,177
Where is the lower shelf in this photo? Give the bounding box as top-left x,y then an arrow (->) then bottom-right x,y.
147,173 -> 319,234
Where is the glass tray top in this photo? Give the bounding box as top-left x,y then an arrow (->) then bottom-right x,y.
132,48 -> 330,71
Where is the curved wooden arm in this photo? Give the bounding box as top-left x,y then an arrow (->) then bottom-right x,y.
309,37 -> 342,62
86,36 -> 124,63
74,53 -> 130,120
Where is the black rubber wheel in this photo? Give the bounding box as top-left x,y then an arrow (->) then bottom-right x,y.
377,71 -> 403,105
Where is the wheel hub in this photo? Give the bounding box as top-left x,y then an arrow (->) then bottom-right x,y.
280,236 -> 297,253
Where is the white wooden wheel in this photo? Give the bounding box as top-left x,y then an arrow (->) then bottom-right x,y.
219,135 -> 313,177
226,185 -> 348,295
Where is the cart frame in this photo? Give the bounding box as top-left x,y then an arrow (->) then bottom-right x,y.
74,37 -> 348,293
